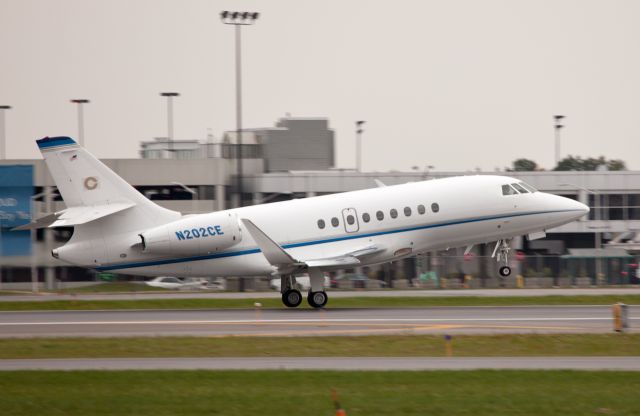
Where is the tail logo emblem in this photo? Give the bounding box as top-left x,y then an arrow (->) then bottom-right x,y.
84,176 -> 98,190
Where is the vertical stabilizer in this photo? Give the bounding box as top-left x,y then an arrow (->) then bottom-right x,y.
36,136 -> 179,227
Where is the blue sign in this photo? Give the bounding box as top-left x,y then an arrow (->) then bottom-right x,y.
0,165 -> 33,256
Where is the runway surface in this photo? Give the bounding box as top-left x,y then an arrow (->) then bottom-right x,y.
1,356 -> 639,371
2,288 -> 638,302
0,305 -> 635,338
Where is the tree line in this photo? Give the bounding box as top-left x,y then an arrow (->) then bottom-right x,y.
509,156 -> 627,172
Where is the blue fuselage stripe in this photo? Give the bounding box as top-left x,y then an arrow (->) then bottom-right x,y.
95,209 -> 579,271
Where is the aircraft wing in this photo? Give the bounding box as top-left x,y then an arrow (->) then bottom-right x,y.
304,244 -> 385,268
241,219 -> 300,269
240,218 -> 384,273
12,201 -> 135,230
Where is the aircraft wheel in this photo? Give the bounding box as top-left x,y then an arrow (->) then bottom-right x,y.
307,291 -> 328,308
282,289 -> 302,308
499,266 -> 512,277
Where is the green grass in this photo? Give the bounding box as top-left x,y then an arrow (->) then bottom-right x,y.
0,294 -> 639,310
58,282 -> 170,293
1,334 -> 638,359
1,370 -> 639,415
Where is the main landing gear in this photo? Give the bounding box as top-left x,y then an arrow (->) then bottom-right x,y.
280,274 -> 328,308
493,239 -> 512,277
282,288 -> 303,308
307,290 -> 328,308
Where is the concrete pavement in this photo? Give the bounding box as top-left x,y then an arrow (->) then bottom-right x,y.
0,305 -> 634,337
2,356 -> 639,371
1,287 -> 639,302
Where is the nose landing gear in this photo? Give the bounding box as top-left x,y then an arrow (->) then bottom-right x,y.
493,239 -> 512,277
499,265 -> 512,277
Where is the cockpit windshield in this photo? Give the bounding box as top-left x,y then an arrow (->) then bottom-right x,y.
511,183 -> 529,193
519,182 -> 537,193
502,182 -> 537,196
502,184 -> 518,196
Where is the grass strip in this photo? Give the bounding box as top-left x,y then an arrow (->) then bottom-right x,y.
58,282 -> 170,293
1,334 -> 638,359
0,294 -> 639,310
1,370 -> 639,415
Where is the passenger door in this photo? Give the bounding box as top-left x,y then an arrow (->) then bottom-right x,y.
342,208 -> 359,233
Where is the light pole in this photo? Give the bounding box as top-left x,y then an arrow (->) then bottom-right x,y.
28,191 -> 49,293
160,92 -> 180,153
221,10 -> 259,207
0,105 -> 12,159
559,183 -> 604,282
0,215 -> 3,290
554,115 -> 565,167
171,181 -> 197,215
70,100 -> 90,147
355,121 -> 365,172
411,164 -> 434,180
424,165 -> 434,180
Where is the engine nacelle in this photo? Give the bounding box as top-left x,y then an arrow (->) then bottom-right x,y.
139,211 -> 241,255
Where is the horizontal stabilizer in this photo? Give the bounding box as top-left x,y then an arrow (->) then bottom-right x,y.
12,213 -> 58,231
12,202 -> 135,230
51,202 -> 135,227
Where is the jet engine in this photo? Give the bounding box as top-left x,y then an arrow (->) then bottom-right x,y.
139,211 -> 241,255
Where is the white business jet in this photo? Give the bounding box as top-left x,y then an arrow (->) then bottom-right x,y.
18,137 -> 588,308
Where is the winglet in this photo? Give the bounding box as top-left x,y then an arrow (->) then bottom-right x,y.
374,179 -> 386,187
240,219 -> 297,267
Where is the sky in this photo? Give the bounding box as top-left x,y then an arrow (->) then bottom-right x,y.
1,0 -> 639,172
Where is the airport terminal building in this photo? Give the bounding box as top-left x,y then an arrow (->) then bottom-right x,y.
1,116 -> 639,289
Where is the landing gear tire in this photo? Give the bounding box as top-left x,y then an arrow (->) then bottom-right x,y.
499,266 -> 512,277
307,291 -> 328,308
282,289 -> 302,308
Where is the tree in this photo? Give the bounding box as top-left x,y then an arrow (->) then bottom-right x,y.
606,159 -> 627,171
510,158 -> 539,171
554,155 -> 627,171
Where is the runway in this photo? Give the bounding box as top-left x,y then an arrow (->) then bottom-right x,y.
1,288 -> 638,302
1,356 -> 639,371
0,305 -> 635,338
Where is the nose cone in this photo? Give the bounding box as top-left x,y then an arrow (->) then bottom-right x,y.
560,195 -> 590,220
536,193 -> 590,229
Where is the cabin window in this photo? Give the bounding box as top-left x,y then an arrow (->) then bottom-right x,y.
520,182 -> 537,193
362,212 -> 371,223
404,206 -> 412,216
502,184 -> 518,196
431,203 -> 439,213
376,210 -> 384,220
512,183 -> 529,193
317,219 -> 325,229
418,204 -> 426,214
346,214 -> 355,225
331,217 -> 339,227
390,208 -> 398,218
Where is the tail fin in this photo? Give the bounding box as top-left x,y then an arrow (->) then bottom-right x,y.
36,136 -> 179,227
